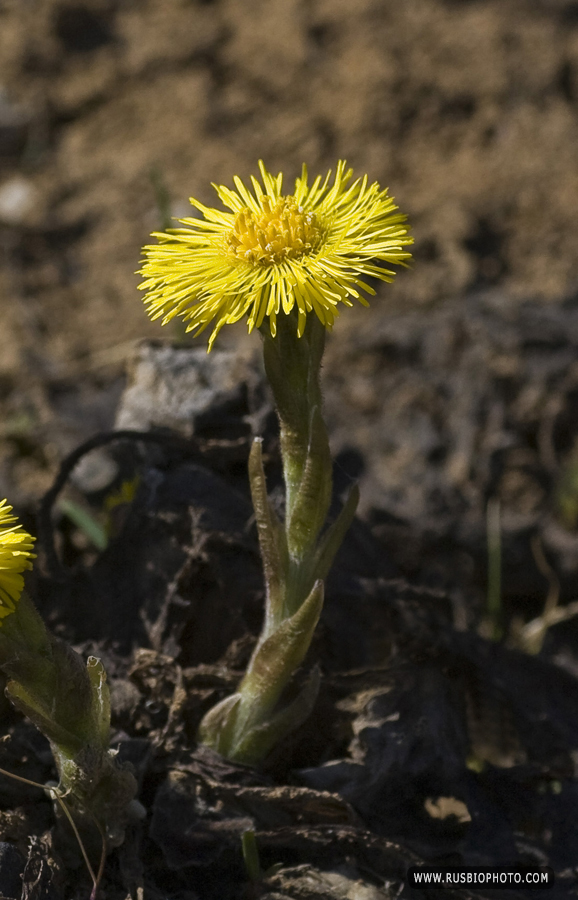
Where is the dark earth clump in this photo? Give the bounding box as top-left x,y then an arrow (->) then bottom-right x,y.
0,344 -> 574,898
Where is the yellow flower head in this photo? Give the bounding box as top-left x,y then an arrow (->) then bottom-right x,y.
139,161 -> 413,350
0,500 -> 36,620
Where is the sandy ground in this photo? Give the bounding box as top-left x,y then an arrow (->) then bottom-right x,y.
0,4 -> 577,352
0,0 -> 577,508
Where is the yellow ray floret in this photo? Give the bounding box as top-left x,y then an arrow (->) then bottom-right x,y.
0,500 -> 36,620
139,160 -> 413,350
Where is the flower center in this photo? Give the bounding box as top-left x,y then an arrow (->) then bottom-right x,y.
227,197 -> 323,265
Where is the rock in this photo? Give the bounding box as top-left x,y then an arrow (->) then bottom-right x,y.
115,340 -> 263,436
0,176 -> 36,225
70,447 -> 119,493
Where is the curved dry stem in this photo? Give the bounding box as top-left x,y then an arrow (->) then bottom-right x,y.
50,789 -> 98,889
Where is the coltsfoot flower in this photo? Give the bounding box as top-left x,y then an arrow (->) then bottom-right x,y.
0,500 -> 36,617
139,161 -> 413,349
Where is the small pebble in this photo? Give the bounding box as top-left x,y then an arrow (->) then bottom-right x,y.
0,176 -> 36,225
70,448 -> 119,493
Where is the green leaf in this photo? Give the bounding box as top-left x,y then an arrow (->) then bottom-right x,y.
233,580 -> 324,743
0,598 -> 102,750
6,681 -> 83,757
197,693 -> 241,756
241,830 -> 262,881
313,484 -> 359,582
58,498 -> 108,552
231,666 -> 321,765
86,657 -> 111,749
248,439 -> 288,633
0,592 -> 52,657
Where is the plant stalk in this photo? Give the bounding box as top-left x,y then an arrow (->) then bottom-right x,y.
199,313 -> 358,764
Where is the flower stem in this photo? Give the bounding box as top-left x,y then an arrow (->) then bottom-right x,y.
199,313 -> 358,764
262,314 -> 332,564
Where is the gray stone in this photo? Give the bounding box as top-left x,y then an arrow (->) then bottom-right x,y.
70,447 -> 119,493
115,340 -> 261,436
0,176 -> 36,225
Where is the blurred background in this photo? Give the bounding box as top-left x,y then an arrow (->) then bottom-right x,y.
2,0 -> 578,628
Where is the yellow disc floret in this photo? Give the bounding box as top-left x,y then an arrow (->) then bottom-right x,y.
139,160 -> 413,349
227,198 -> 324,266
0,499 -> 36,620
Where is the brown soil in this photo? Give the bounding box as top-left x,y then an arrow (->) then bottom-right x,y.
2,0 -> 578,505
2,2 -> 578,898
